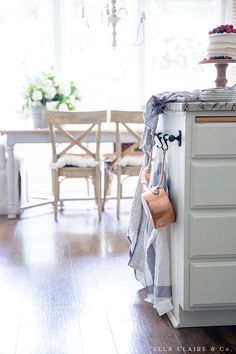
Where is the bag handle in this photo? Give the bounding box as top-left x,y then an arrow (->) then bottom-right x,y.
151,149 -> 166,195
144,148 -> 153,173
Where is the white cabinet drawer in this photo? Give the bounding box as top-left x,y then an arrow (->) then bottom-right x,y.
189,214 -> 236,257
192,121 -> 236,158
190,262 -> 236,306
191,162 -> 236,208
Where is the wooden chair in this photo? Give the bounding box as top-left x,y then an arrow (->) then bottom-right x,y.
43,110 -> 107,221
103,110 -> 144,219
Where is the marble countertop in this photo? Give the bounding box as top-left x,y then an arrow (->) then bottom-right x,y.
165,101 -> 236,112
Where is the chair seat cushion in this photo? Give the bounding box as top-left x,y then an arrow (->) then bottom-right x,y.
116,156 -> 143,167
116,152 -> 144,167
51,154 -> 98,169
104,151 -> 144,167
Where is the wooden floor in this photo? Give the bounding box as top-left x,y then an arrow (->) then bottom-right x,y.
0,200 -> 235,354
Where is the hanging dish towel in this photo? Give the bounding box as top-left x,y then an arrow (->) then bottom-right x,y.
128,147 -> 173,316
128,90 -> 201,316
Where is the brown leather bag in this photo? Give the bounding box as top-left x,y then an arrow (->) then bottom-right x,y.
141,149 -> 175,229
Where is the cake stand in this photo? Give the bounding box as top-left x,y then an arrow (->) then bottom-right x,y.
199,59 -> 236,87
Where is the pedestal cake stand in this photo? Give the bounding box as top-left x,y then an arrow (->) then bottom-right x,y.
199,59 -> 236,87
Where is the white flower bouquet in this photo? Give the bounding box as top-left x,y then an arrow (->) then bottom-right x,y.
22,71 -> 80,113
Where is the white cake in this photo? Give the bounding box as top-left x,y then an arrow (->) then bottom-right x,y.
206,24 -> 236,60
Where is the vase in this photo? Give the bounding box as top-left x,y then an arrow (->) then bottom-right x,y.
30,106 -> 48,129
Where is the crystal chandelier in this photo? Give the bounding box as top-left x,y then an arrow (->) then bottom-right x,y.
107,0 -> 128,49
81,0 -> 128,49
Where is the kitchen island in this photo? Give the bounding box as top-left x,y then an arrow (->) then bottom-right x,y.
158,101 -> 236,327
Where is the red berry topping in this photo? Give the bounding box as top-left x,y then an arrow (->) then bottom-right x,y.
209,24 -> 236,34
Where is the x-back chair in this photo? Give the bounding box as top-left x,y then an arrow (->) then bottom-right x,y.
43,110 -> 107,221
103,110 -> 144,219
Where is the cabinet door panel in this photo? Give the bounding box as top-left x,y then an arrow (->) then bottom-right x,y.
192,122 -> 236,157
190,214 -> 236,257
191,163 -> 236,208
190,262 -> 236,306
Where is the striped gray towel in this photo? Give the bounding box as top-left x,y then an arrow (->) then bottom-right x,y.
128,90 -> 200,316
128,147 -> 173,316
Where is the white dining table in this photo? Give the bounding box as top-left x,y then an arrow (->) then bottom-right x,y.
0,123 -> 143,218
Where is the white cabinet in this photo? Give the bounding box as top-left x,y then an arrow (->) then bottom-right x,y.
190,162 -> 236,208
189,213 -> 236,257
189,262 -> 236,306
192,122 -> 236,157
158,109 -> 236,327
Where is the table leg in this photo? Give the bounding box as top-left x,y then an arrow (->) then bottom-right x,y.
7,144 -> 18,218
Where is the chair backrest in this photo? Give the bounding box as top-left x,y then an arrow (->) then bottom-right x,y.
110,110 -> 144,159
43,110 -> 107,163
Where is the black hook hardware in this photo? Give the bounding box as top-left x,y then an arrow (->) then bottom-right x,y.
168,130 -> 182,147
162,133 -> 169,151
154,130 -> 182,150
155,132 -> 164,149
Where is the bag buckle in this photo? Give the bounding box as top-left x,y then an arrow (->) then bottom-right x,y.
151,186 -> 161,195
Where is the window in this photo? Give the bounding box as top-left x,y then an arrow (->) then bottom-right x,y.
227,0 -> 236,84
0,0 -> 222,129
0,0 -> 52,128
63,0 -> 142,109
144,0 -> 219,99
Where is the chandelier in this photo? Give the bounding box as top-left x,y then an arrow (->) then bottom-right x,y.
107,0 -> 128,49
81,1 -> 137,49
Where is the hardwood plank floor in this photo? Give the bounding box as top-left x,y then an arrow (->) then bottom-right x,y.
0,200 -> 235,354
